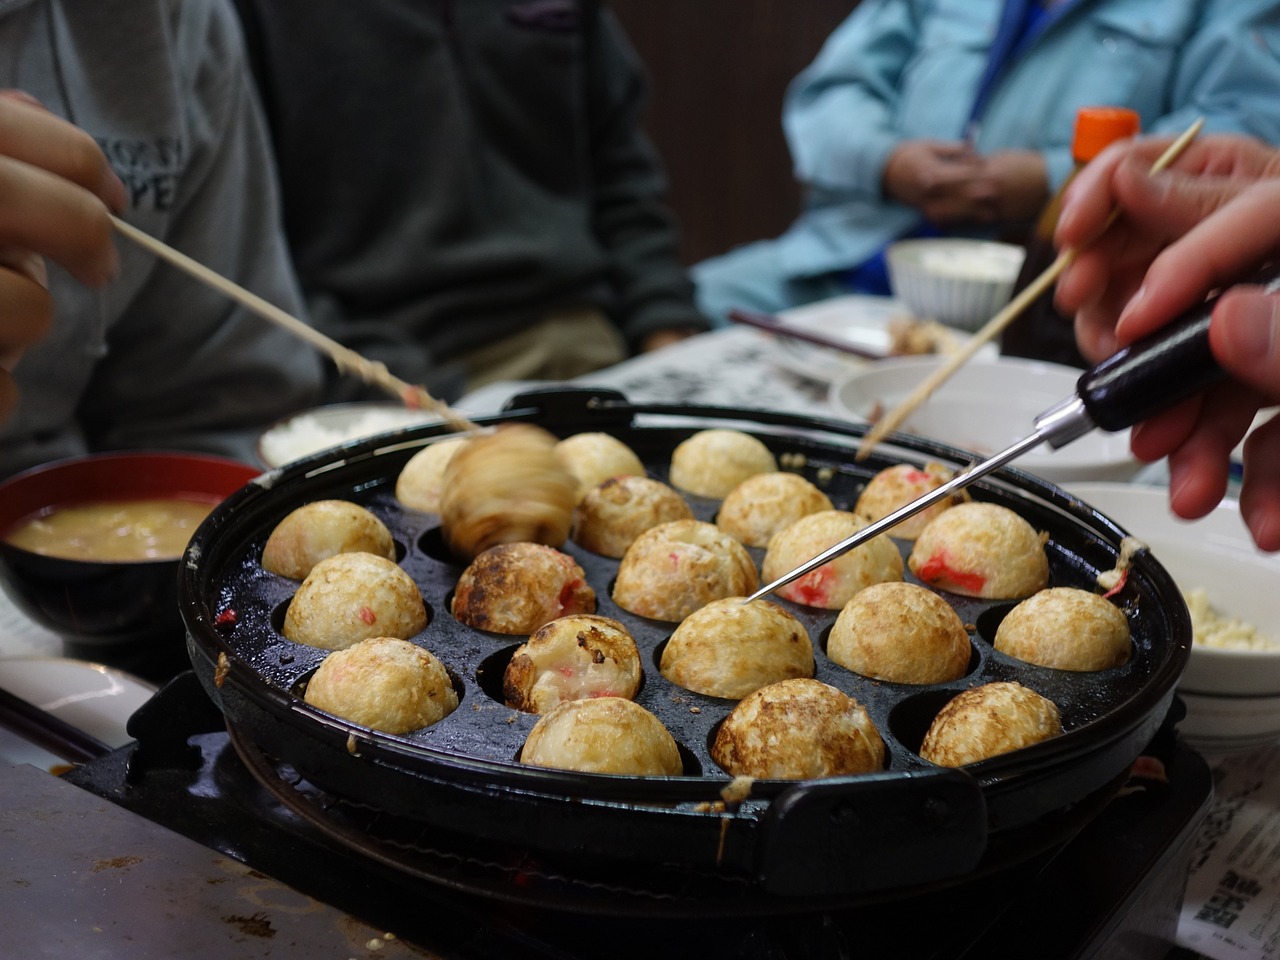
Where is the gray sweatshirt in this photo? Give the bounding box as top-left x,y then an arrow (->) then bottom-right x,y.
0,0 -> 322,477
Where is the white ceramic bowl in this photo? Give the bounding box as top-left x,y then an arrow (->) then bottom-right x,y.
886,238 -> 1026,332
1065,482 -> 1280,758
829,356 -> 1141,483
257,402 -> 442,468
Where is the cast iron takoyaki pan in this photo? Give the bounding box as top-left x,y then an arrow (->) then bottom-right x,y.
179,388 -> 1190,906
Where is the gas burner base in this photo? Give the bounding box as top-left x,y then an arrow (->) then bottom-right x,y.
59,673 -> 1212,959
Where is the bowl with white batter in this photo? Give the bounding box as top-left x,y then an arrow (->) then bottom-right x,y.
1065,482 -> 1280,757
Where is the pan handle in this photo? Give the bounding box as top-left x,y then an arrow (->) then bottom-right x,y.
756,767 -> 987,896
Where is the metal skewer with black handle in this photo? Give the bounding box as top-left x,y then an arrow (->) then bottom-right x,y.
747,272 -> 1280,603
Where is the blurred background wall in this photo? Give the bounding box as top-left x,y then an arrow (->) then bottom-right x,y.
612,1 -> 856,266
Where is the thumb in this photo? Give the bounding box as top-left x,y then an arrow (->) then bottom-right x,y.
1211,289 -> 1280,401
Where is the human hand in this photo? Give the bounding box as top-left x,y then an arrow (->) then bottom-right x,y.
639,327 -> 699,353
882,140 -> 995,224
980,149 -> 1048,223
1053,134 -> 1280,550
0,91 -> 125,417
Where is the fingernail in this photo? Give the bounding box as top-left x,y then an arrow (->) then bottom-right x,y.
1139,167 -> 1174,203
91,245 -> 121,286
1243,502 -> 1280,552
1055,203 -> 1077,240
1222,295 -> 1280,359
102,169 -> 127,214
1118,285 -> 1146,325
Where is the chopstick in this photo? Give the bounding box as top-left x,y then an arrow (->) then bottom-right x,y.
109,215 -> 481,432
727,307 -> 887,360
0,685 -> 112,764
854,117 -> 1205,461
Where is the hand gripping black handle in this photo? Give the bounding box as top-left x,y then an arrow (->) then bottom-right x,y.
1077,268 -> 1280,433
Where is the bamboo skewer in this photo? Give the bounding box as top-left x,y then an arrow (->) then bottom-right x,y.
109,215 -> 481,433
854,116 -> 1205,461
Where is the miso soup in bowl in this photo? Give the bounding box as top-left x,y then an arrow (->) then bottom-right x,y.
0,451 -> 260,668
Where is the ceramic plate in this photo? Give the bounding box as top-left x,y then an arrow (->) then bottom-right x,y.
767,294 -> 997,384
0,656 -> 155,771
830,356 -> 1141,483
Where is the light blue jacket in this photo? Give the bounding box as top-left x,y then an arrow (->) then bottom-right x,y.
775,0 -> 1280,277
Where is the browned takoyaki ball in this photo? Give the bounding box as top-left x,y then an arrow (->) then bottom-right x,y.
283,551 -> 428,651
908,502 -> 1049,600
668,428 -> 778,498
262,499 -> 395,580
554,432 -> 645,502
520,697 -> 683,776
716,472 -> 834,548
438,423 -> 577,561
612,519 -> 758,622
394,437 -> 470,513
504,615 -> 642,713
760,510 -> 903,610
995,587 -> 1131,671
304,637 -> 458,734
827,581 -> 970,684
571,475 -> 694,558
659,597 -> 813,699
919,681 -> 1062,767
712,678 -> 885,780
451,542 -> 596,635
854,462 -> 968,540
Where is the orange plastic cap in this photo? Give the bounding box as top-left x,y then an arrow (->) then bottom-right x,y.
1072,107 -> 1141,163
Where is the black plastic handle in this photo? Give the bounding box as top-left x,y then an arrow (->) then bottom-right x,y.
1077,295 -> 1223,432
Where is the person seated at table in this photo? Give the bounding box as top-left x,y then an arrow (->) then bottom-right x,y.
0,0 -> 322,479
230,0 -> 710,404
1055,132 -> 1280,552
691,0 -> 1280,328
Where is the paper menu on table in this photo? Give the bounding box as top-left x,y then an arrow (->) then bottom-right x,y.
1179,745 -> 1280,959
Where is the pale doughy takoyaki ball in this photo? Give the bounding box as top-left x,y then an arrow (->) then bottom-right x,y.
520,697 -> 683,776
304,637 -> 458,734
438,424 -> 576,561
668,429 -> 778,499
995,587 -> 1131,671
283,552 -> 428,651
571,475 -> 693,558
554,432 -> 645,502
716,472 -> 834,548
660,598 -> 813,699
761,510 -> 903,610
612,519 -> 758,622
827,582 -> 970,684
504,615 -> 642,713
395,437 -> 470,513
452,542 -> 596,635
919,681 -> 1062,767
261,500 -> 396,580
711,678 -> 885,780
855,462 -> 969,541
908,502 -> 1049,600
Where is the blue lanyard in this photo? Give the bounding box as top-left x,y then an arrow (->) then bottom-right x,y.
967,0 -> 1078,130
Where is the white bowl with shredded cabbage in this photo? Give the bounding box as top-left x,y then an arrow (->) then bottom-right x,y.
258,403 -> 442,469
1066,482 -> 1280,757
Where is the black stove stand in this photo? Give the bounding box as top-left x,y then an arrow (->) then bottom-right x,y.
61,672 -> 1212,960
